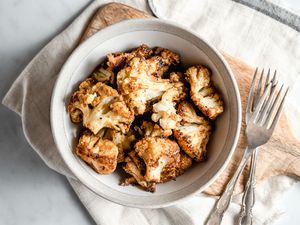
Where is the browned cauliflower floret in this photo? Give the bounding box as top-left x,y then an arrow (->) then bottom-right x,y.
122,137 -> 181,192
174,101 -> 212,161
153,47 -> 180,65
185,66 -> 224,120
160,152 -> 193,183
68,79 -> 134,134
134,137 -> 180,183
117,57 -> 176,115
122,151 -> 156,192
169,71 -> 185,83
122,151 -> 192,191
91,63 -> 115,86
177,152 -> 193,174
151,86 -> 186,135
144,47 -> 180,78
104,129 -> 136,163
75,130 -> 118,175
138,121 -> 171,138
107,44 -> 153,72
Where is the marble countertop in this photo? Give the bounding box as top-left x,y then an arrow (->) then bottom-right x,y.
0,0 -> 299,224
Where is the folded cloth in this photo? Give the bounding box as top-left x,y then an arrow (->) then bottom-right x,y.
2,0 -> 299,224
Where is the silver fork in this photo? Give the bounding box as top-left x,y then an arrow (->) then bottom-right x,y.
205,69 -> 288,225
237,68 -> 276,225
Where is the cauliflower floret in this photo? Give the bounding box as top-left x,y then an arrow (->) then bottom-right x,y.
160,152 -> 193,183
134,137 -> 180,183
93,45 -> 177,90
117,57 -> 176,115
177,152 -> 193,174
145,48 -> 180,78
177,101 -> 205,124
174,101 -> 212,161
151,87 -> 186,135
91,63 -> 115,86
104,129 -> 136,163
107,44 -> 153,72
137,121 -> 171,138
169,71 -> 184,83
145,56 -> 169,78
123,151 -> 192,190
75,130 -> 118,175
68,79 -> 134,134
122,151 -> 156,192
122,137 -> 181,192
185,66 -> 224,120
153,47 -> 180,65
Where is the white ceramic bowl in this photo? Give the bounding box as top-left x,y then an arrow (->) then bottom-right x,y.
51,18 -> 241,208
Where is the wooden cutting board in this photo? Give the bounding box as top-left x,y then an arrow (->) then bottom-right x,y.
79,3 -> 300,195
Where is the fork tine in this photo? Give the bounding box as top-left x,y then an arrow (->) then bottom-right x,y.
259,83 -> 281,124
253,69 -> 264,109
263,84 -> 284,126
251,83 -> 271,123
259,70 -> 278,120
268,88 -> 289,130
271,70 -> 277,85
260,69 -> 272,113
264,69 -> 270,90
246,68 -> 258,116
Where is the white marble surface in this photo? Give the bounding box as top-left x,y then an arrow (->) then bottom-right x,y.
0,0 -> 299,224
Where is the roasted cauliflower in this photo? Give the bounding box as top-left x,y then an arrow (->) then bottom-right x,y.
153,47 -> 180,66
104,129 -> 136,163
122,150 -> 192,191
117,57 -> 176,115
185,66 -> 224,120
160,152 -> 193,183
174,101 -> 212,161
91,64 -> 115,86
122,150 -> 156,192
135,47 -> 180,78
122,137 -> 181,192
151,87 -> 185,135
68,79 -> 134,134
69,45 -> 224,193
177,152 -> 193,174
169,71 -> 185,83
134,137 -> 181,183
137,121 -> 171,138
107,44 -> 153,72
75,130 -> 118,175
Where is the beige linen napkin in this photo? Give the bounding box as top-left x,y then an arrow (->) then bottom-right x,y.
2,0 -> 299,224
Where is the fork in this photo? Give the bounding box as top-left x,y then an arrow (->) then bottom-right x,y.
237,68 -> 276,225
205,69 -> 288,225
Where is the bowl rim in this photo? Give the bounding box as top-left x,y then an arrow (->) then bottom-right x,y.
50,18 -> 242,208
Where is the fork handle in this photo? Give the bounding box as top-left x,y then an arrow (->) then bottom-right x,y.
206,147 -> 254,225
237,148 -> 258,225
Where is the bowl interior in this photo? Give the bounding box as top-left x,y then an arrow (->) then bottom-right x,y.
51,19 -> 241,208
